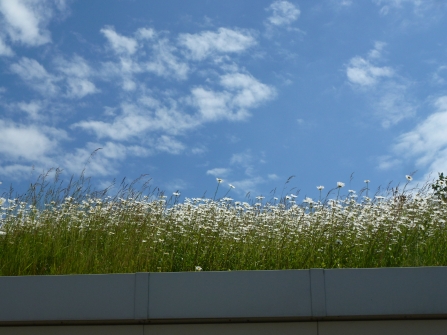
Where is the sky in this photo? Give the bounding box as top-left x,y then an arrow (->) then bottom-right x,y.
0,0 -> 447,203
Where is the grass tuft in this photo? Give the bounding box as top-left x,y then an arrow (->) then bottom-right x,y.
0,170 -> 447,276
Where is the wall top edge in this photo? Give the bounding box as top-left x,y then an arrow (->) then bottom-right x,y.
2,266 -> 447,278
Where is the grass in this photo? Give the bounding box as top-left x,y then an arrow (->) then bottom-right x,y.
0,169 -> 447,276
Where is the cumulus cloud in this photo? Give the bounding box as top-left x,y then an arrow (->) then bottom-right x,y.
379,96 -> 447,186
145,38 -> 189,80
373,0 -> 447,16
153,135 -> 185,155
432,65 -> 447,85
0,36 -> 13,56
204,151 -> 273,196
0,120 -> 66,161
0,0 -> 68,48
375,82 -> 417,128
57,141 -> 151,177
4,22 -> 278,180
99,27 -> 189,89
346,42 -> 415,127
55,56 -> 99,98
101,26 -> 138,55
346,58 -> 393,87
178,27 -> 256,61
266,1 -> 300,26
10,57 -> 59,96
10,56 -> 99,99
206,168 -> 231,178
192,73 -> 276,121
72,100 -> 199,141
392,96 -> 447,169
16,100 -> 42,119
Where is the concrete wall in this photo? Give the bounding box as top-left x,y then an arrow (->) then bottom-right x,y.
1,267 -> 447,334
3,321 -> 447,335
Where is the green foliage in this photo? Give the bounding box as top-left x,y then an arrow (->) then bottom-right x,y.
1,170 -> 447,276
432,172 -> 447,203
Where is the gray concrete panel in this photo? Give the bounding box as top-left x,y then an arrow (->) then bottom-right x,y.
310,269 -> 326,317
319,320 -> 447,335
0,274 -> 135,322
0,325 -> 144,335
324,267 -> 447,317
144,322 -> 318,335
149,270 -> 311,319
134,273 -> 150,320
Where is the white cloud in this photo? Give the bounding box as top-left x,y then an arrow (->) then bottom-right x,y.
392,96 -> 447,166
101,26 -> 138,55
0,120 -> 65,161
153,135 -> 185,154
135,27 -> 155,40
0,36 -> 13,56
266,1 -> 300,26
203,151 -> 274,196
74,72 -> 275,151
206,168 -> 231,177
380,96 -> 447,180
191,88 -> 234,121
0,0 -> 68,47
221,73 -> 276,108
192,73 -> 276,122
16,100 -> 42,119
10,56 -> 99,100
145,38 -> 189,80
178,27 -> 256,60
368,41 -> 387,59
99,28 -> 189,88
373,0 -> 446,16
72,99 -> 199,142
346,42 -> 415,127
376,83 -> 417,128
432,65 -> 447,85
59,141 -> 150,177
55,56 -> 99,98
10,57 -> 59,96
339,0 -> 353,6
346,57 -> 393,87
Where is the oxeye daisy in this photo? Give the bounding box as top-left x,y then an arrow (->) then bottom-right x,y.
406,175 -> 413,181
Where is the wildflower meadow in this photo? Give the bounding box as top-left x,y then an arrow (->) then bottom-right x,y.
0,169 -> 446,276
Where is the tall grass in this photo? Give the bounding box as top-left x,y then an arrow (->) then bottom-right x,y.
0,170 -> 446,276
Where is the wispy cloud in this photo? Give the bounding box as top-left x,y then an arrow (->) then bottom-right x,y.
0,36 -> 13,56
389,96 -> 447,178
101,26 -> 138,55
206,168 -> 231,178
266,1 -> 300,27
15,100 -> 43,120
54,56 -> 99,99
373,0 -> 447,16
0,0 -> 69,51
11,56 -> 99,99
346,43 -> 393,87
99,27 -> 189,90
178,27 -> 256,61
10,57 -> 59,96
346,42 -> 416,128
192,72 -> 276,121
0,119 -> 67,162
4,19 -> 278,181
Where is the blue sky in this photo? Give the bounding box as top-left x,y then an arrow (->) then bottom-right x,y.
0,0 -> 446,202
